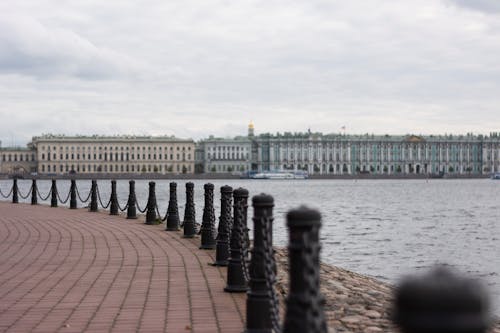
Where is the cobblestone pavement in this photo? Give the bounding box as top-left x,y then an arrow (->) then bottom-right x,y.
0,202 -> 245,333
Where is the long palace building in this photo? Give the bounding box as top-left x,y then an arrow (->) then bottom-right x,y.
1,126 -> 500,176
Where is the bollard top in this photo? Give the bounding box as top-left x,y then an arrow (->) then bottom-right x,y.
393,265 -> 491,332
92,179 -> 97,183
286,206 -> 321,228
52,179 -> 56,183
204,183 -> 214,190
111,179 -> 117,183
221,185 -> 233,193
233,187 -> 249,198
186,182 -> 194,188
129,179 -> 135,184
169,182 -> 177,188
252,193 -> 274,208
149,181 -> 156,186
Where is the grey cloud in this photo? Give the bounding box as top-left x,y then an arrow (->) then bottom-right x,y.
448,0 -> 500,13
0,14 -> 142,79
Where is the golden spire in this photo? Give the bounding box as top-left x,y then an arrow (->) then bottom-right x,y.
249,121 -> 254,130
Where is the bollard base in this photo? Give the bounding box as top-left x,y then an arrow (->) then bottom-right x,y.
166,227 -> 180,231
182,234 -> 196,238
243,329 -> 273,333
126,216 -> 137,219
224,285 -> 248,293
211,260 -> 228,267
200,244 -> 216,250
109,212 -> 119,216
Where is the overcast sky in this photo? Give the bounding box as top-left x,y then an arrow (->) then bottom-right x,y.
1,0 -> 499,146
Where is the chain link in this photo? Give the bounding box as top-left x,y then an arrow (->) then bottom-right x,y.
261,214 -> 282,333
37,187 -> 52,201
17,186 -> 33,200
135,197 -> 147,213
75,184 -> 92,203
117,199 -> 129,212
56,185 -> 71,204
0,185 -> 13,199
96,185 -> 111,209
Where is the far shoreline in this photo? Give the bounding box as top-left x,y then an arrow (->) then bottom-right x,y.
0,173 -> 490,180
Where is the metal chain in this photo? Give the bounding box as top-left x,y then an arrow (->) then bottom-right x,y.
0,185 -> 13,199
156,204 -> 168,221
56,185 -> 71,204
236,200 -> 250,282
261,215 -> 282,333
17,186 -> 33,200
96,185 -> 111,209
37,187 -> 52,201
135,197 -> 147,213
75,184 -> 91,203
117,199 -> 129,212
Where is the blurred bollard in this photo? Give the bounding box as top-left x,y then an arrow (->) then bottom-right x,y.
393,266 -> 491,333
69,179 -> 77,209
31,179 -> 37,205
50,179 -> 58,207
213,185 -> 233,266
109,180 -> 119,215
12,178 -> 18,204
127,180 -> 137,219
183,182 -> 196,238
283,206 -> 327,333
89,180 -> 98,212
145,181 -> 157,225
166,182 -> 180,231
200,183 -> 216,249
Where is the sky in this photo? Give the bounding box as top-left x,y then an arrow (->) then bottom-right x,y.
0,0 -> 499,146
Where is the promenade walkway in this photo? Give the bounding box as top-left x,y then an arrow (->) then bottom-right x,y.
0,202 -> 245,333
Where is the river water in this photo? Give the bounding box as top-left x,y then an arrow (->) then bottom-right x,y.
2,178 -> 499,312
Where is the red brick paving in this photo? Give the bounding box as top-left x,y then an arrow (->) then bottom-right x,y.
0,202 -> 245,333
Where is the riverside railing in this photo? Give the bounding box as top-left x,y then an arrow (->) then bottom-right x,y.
0,178 -> 494,333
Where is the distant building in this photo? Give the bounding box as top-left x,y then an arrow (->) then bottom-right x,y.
30,134 -> 195,175
196,124 -> 253,173
253,131 -> 500,176
0,146 -> 37,174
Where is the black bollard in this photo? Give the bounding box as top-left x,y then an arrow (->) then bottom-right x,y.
145,181 -> 157,225
126,180 -> 137,219
165,182 -> 180,230
109,180 -> 119,215
200,183 -> 216,249
213,185 -> 233,266
245,193 -> 277,333
224,187 -> 249,293
12,178 -> 18,203
393,266 -> 491,333
69,179 -> 77,209
283,206 -> 327,333
89,180 -> 98,212
50,179 -> 58,207
182,182 -> 196,238
31,179 -> 37,205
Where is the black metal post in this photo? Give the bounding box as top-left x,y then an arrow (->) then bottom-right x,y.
145,181 -> 157,225
183,182 -> 196,238
89,180 -> 98,212
31,179 -> 38,205
283,206 -> 327,333
165,182 -> 180,230
213,185 -> 233,266
50,179 -> 58,207
127,180 -> 137,219
224,187 -> 249,293
12,178 -> 18,203
69,179 -> 77,209
393,266 -> 491,333
109,180 -> 119,215
245,193 -> 276,333
200,183 -> 216,249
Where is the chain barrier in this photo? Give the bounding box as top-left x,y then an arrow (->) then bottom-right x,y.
0,185 -> 13,199
261,214 -> 282,333
16,185 -> 33,200
75,184 -> 92,203
56,184 -> 71,204
117,199 -> 129,212
155,204 -> 168,221
37,187 -> 52,201
96,184 -> 111,209
135,197 -> 147,213
236,199 -> 250,283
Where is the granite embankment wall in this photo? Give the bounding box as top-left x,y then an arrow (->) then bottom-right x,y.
274,248 -> 500,333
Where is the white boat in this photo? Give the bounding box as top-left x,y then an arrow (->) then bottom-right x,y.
250,171 -> 308,179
